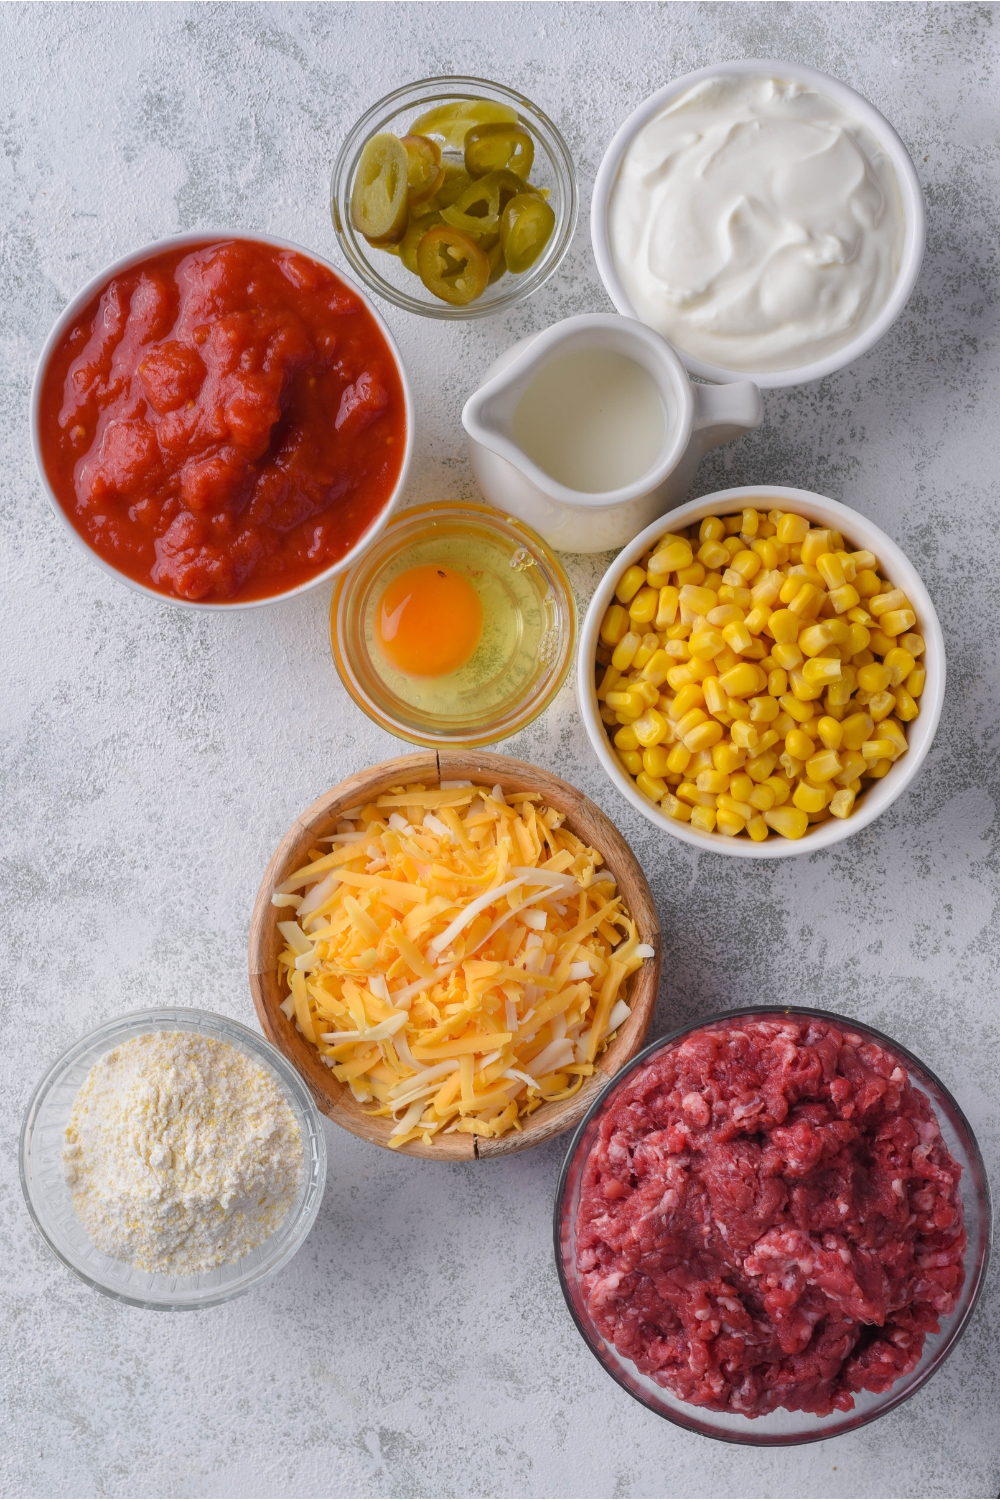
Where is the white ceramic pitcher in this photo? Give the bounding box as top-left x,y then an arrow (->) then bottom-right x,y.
462,314 -> 763,553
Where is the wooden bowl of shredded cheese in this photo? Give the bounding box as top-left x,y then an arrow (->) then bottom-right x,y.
249,751 -> 659,1159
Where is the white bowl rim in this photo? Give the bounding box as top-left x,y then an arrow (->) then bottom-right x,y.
577,484 -> 946,859
29,229 -> 415,610
19,1005 -> 327,1309
591,59 -> 926,390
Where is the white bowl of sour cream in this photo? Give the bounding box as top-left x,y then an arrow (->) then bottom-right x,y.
592,61 -> 925,388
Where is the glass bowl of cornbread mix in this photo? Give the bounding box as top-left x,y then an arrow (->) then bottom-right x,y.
578,486 -> 944,857
331,503 -> 576,746
20,1008 -> 326,1310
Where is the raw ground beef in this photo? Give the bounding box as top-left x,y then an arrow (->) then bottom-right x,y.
575,1017 -> 965,1418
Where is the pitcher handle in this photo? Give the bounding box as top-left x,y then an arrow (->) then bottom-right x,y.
690,381 -> 764,452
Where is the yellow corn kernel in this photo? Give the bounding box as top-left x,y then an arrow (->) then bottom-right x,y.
879,719 -> 908,753
632,633 -> 659,670
847,605 -> 872,625
825,669 -> 856,708
749,695 -> 779,723
835,551 -> 857,582
861,738 -> 897,763
722,620 -> 754,655
745,751 -> 778,784
690,627 -> 727,660
689,804 -> 717,834
784,728 -> 814,762
805,749 -> 843,783
882,646 -> 916,686
648,540 -> 693,580
702,676 -> 728,716
641,745 -> 673,779
615,565 -> 647,604
854,568 -> 882,598
799,619 -> 850,655
840,712 -> 874,750
764,805 -> 809,839
629,586 -> 659,625
666,664 -> 697,692
679,584 -> 719,617
635,770 -> 668,802
869,589 -> 910,618
707,603 -> 744,628
751,537 -> 778,571
770,643 -> 803,673
698,539 -> 731,570
767,668 -> 788,698
776,513 -> 809,544
613,724 -> 640,751
633,679 -> 660,708
893,687 -> 918,721
868,628 -> 896,656
728,550 -> 762,582
619,749 -> 643,776
684,719 -> 724,753
606,687 -> 643,711
750,569 -> 783,609
596,664 -> 621,701
636,650 -> 669,689
674,705 -> 708,737
777,693 -> 813,724
789,669 -> 825,702
879,609 -> 917,638
718,663 -> 759,698
798,528 -> 830,564
763,775 -> 791,807
801,656 -> 843,685
675,782 -> 713,808
779,751 -> 804,781
816,551 -> 847,590
661,793 -> 692,822
710,742 -> 742,775
737,507 -> 757,537
868,690 -> 896,722
868,757 -> 893,779
743,605 -> 771,636
611,631 -> 641,671
744,779 -> 775,812
845,622 -> 872,655
827,584 -> 861,614
667,683 -> 705,720
857,661 -> 891,693
699,516 -> 725,543
899,632 -> 925,658
600,604 -> 630,645
743,813 -> 767,842
817,716 -> 843,751
695,769 -> 728,794
716,806 -> 747,837
599,702 -> 618,725
664,639 -> 692,663
718,583 -> 752,610
834,751 -> 867,786
792,780 -> 828,813
666,744 -> 692,775
655,586 -> 680,630
828,787 -> 856,819
676,561 -> 706,587
726,695 -> 750,722
634,709 -> 670,747
778,575 -> 801,606
726,772 -> 752,803
731,720 -> 759,751
905,665 -> 926,699
766,608 -> 799,644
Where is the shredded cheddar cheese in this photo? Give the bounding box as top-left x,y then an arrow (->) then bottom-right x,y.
273,782 -> 654,1148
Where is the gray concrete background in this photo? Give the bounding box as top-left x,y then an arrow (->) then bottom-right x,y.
2,3 -> 998,1496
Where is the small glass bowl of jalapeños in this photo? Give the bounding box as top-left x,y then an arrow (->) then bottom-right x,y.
332,76 -> 578,319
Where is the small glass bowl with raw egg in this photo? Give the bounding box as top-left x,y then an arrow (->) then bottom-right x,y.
330,503 -> 576,746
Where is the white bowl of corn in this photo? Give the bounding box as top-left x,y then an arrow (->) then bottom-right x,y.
578,486 -> 945,857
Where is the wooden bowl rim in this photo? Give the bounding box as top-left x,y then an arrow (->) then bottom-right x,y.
248,749 -> 660,1159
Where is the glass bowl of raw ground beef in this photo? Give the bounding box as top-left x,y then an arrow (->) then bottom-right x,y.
554,1007 -> 990,1444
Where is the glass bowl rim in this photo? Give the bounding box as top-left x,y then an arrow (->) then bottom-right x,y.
330,74 -> 579,321
20,1006 -> 327,1310
330,500 -> 578,747
553,1002 -> 992,1446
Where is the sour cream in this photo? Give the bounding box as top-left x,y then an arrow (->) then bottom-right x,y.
608,74 -> 905,373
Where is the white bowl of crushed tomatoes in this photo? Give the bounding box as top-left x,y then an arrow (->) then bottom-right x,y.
554,1006 -> 990,1444
30,231 -> 413,608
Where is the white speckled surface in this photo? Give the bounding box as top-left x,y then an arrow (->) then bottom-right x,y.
2,4 -> 998,1496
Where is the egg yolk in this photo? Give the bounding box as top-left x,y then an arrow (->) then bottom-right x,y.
376,564 -> 484,677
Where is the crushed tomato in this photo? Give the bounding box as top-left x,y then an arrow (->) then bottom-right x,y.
575,1016 -> 966,1418
38,238 -> 406,603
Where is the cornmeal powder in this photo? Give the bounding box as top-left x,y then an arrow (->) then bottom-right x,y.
64,1031 -> 303,1274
